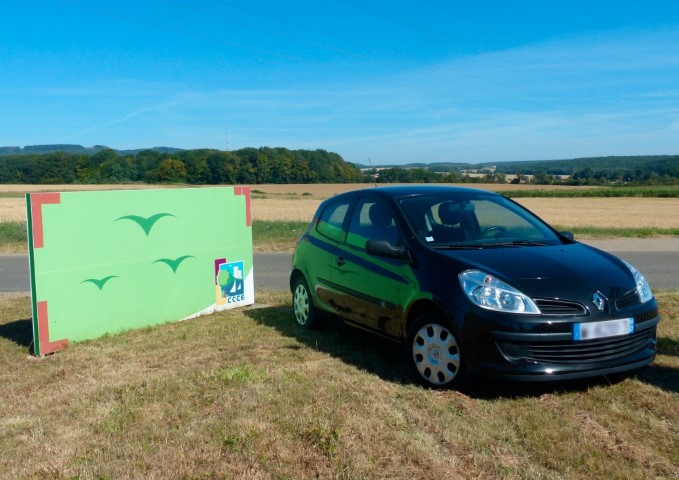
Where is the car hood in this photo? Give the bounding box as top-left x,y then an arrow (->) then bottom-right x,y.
441,242 -> 637,301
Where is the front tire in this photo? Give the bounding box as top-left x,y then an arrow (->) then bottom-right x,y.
292,277 -> 320,329
406,312 -> 467,389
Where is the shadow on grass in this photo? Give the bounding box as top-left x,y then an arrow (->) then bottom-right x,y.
0,317 -> 33,348
246,305 -> 412,385
635,363 -> 679,393
657,336 -> 679,357
245,305 -> 677,398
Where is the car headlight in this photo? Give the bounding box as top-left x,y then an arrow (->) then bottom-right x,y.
459,270 -> 541,315
622,260 -> 653,303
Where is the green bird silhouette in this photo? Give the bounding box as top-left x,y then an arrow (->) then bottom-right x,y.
152,255 -> 195,273
115,213 -> 175,236
81,275 -> 119,290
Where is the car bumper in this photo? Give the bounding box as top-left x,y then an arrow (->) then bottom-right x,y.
466,313 -> 660,381
477,353 -> 656,382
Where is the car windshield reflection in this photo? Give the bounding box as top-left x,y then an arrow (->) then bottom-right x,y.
398,193 -> 563,248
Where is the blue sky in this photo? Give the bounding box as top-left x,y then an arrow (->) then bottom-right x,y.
2,1 -> 679,165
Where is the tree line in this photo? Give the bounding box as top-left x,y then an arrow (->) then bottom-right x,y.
493,155 -> 679,185
0,147 -> 363,184
1,147 -> 677,186
368,160 -> 679,186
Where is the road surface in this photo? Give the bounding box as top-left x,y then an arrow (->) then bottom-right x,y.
1,238 -> 677,293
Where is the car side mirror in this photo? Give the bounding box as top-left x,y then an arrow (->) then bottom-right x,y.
366,239 -> 411,262
559,231 -> 575,241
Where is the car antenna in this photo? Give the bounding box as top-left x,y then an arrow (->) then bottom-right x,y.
368,157 -> 376,187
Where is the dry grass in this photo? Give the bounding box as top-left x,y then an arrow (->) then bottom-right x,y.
516,197 -> 679,229
0,290 -> 677,479
249,186 -> 679,229
2,184 -> 679,229
251,183 -> 597,196
0,184 -> 177,223
0,184 -> 170,194
0,198 -> 27,223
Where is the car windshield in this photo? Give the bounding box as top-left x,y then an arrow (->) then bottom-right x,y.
398,192 -> 563,248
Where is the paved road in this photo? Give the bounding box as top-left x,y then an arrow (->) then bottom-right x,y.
2,238 -> 678,293
0,254 -> 30,293
582,238 -> 679,291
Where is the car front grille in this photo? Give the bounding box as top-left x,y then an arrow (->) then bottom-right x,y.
635,308 -> 658,323
534,289 -> 648,316
497,330 -> 653,365
616,289 -> 640,310
534,299 -> 587,316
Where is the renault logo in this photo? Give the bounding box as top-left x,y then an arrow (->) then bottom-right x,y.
592,292 -> 607,312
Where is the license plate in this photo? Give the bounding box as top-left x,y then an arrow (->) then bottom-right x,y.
573,318 -> 634,341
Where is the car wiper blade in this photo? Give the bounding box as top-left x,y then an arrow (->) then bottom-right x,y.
478,240 -> 549,248
432,244 -> 483,250
510,240 -> 549,246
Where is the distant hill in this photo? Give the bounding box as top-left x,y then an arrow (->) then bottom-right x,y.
0,144 -> 183,156
359,156 -> 679,175
357,161 -> 475,171
479,156 -> 679,176
2,147 -> 676,184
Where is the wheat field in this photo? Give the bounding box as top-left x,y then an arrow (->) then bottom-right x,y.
1,183 -> 678,229
254,184 -> 679,229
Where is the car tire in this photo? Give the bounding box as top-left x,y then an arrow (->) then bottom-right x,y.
405,311 -> 468,390
292,276 -> 320,329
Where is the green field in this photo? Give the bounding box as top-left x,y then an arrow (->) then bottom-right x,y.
2,219 -> 678,254
502,186 -> 679,198
0,291 -> 677,478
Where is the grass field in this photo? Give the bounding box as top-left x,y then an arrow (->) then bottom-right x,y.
1,183 -> 677,252
3,183 -> 678,226
503,186 -> 679,198
0,290 -> 677,479
2,184 -> 677,477
3,183 -> 679,226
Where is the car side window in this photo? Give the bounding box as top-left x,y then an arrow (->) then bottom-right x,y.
346,198 -> 400,248
316,200 -> 350,242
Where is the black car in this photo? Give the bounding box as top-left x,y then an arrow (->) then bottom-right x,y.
290,186 -> 659,389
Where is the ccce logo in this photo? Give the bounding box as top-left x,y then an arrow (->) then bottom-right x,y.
217,260 -> 245,303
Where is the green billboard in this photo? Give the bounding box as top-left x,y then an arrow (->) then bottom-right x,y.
26,187 -> 254,356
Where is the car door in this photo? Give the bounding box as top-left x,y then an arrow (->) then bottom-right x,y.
329,196 -> 413,338
304,196 -> 353,314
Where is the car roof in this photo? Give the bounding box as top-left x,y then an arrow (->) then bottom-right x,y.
335,185 -> 501,200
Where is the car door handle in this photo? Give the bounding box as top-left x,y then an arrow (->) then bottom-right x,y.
335,257 -> 346,266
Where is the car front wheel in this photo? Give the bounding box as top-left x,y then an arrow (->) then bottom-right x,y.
406,312 -> 467,389
292,277 -> 320,329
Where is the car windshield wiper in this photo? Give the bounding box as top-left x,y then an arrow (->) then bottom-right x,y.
432,244 -> 483,250
477,240 -> 549,248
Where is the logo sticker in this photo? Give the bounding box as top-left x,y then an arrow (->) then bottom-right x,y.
215,259 -> 245,305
